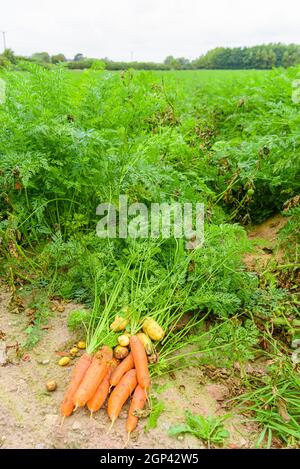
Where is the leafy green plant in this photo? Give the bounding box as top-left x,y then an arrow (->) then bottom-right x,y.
145,397 -> 165,432
205,317 -> 260,366
23,296 -> 52,349
169,411 -> 230,447
67,308 -> 90,331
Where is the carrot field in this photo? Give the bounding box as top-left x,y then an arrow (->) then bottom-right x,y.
0,65 -> 299,449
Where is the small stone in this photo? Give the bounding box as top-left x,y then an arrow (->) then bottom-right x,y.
0,342 -> 8,366
177,435 -> 184,441
37,358 -> 50,365
161,422 -> 171,430
72,421 -> 81,431
35,443 -> 46,449
238,437 -> 248,447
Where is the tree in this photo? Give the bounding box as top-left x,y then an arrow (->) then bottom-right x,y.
176,57 -> 190,68
51,53 -> 66,64
192,44 -> 299,70
32,52 -> 50,63
0,54 -> 10,68
74,53 -> 85,61
164,55 -> 180,69
2,48 -> 16,64
282,45 -> 300,67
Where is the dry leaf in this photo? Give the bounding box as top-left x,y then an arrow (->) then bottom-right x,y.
277,398 -> 291,422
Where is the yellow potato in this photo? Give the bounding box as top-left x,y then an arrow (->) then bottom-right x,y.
77,341 -> 86,349
58,357 -> 70,366
110,315 -> 129,332
142,318 -> 165,342
118,334 -> 130,347
113,345 -> 129,360
46,380 -> 57,391
70,347 -> 78,356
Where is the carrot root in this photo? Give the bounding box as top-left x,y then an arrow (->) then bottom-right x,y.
123,433 -> 130,448
107,369 -> 137,423
110,353 -> 134,387
74,346 -> 113,407
60,352 -> 92,417
130,335 -> 150,390
107,419 -> 115,434
126,384 -> 147,434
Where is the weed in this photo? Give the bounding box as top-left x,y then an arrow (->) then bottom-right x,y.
144,397 -> 165,432
169,411 -> 230,447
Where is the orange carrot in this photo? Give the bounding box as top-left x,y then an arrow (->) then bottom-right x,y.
130,335 -> 150,390
73,346 -> 113,408
126,384 -> 147,435
107,369 -> 137,425
60,352 -> 92,417
87,358 -> 118,415
110,353 -> 134,387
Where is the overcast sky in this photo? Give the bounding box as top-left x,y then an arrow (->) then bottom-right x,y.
1,0 -> 300,61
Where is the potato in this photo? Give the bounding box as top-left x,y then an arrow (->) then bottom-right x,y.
142,318 -> 165,341
58,357 -> 70,366
46,380 -> 57,391
136,332 -> 154,355
70,347 -> 78,356
77,341 -> 86,349
110,315 -> 129,332
113,345 -> 129,360
118,334 -> 130,347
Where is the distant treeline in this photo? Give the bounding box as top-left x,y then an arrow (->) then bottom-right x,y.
1,44 -> 300,70
68,59 -> 171,71
194,44 -> 300,69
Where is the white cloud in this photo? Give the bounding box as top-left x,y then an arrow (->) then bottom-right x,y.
1,0 -> 300,61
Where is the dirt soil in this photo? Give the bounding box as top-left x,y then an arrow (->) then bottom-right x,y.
244,214 -> 288,271
0,287 -> 260,449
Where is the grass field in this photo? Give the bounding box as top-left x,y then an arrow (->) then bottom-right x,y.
0,64 -> 299,448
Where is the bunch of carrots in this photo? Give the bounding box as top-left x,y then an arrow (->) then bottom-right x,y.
60,331 -> 152,442
59,249 -> 197,442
